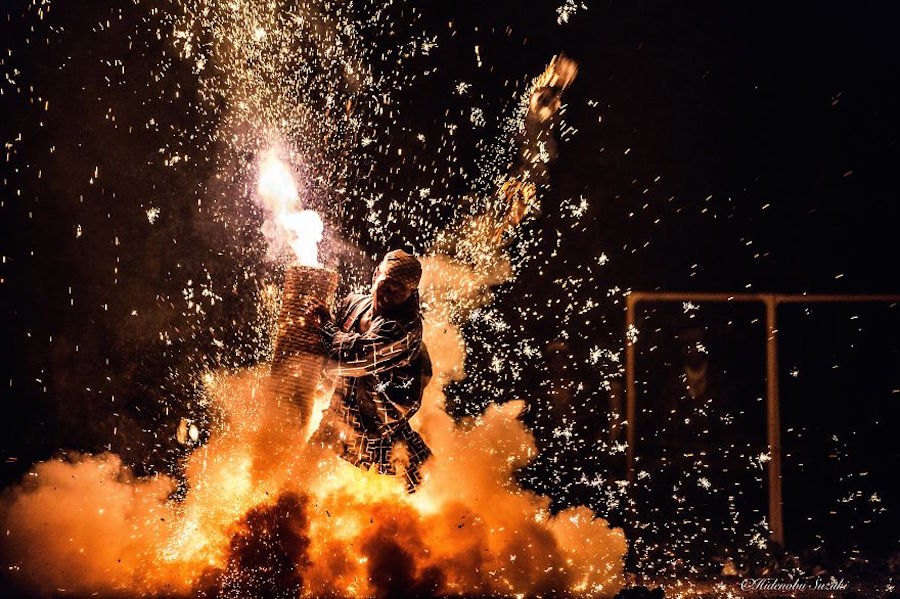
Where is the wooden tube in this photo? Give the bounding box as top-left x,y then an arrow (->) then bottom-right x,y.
269,265 -> 338,429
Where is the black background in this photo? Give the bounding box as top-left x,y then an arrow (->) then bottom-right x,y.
2,0 -> 898,568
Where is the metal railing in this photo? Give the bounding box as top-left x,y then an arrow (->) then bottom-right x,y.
624,291 -> 900,546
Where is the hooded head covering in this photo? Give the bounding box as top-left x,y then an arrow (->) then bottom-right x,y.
381,249 -> 422,291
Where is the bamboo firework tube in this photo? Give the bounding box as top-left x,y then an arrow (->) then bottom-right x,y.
270,264 -> 338,429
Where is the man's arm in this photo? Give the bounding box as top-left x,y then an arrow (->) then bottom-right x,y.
320,316 -> 422,377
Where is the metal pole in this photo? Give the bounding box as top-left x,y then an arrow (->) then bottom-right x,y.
625,293 -> 637,482
765,296 -> 785,545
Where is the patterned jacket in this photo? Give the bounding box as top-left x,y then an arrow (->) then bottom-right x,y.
320,292 -> 431,437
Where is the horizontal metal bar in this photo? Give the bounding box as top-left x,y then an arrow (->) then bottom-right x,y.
627,291 -> 900,306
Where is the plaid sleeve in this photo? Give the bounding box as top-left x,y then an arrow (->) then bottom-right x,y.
322,316 -> 422,377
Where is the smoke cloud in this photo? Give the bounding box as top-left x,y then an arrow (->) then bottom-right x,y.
1,237 -> 625,598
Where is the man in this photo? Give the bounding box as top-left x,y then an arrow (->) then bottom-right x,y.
307,249 -> 432,492
644,325 -> 749,574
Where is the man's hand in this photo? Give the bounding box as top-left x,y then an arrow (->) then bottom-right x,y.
305,297 -> 332,328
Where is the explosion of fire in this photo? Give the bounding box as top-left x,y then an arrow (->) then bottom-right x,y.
1,1 -> 630,597
0,213 -> 626,597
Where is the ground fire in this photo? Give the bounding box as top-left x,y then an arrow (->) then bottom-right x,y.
0,203 -> 629,597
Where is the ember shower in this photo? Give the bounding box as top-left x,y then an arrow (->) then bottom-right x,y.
1,0 -> 627,597
8,0 -> 898,596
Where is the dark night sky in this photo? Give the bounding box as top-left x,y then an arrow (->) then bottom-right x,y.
1,0 -> 898,561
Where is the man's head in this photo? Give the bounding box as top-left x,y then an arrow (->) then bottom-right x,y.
676,326 -> 708,370
371,249 -> 422,314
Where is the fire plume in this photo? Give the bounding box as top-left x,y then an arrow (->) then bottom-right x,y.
257,150 -> 324,266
